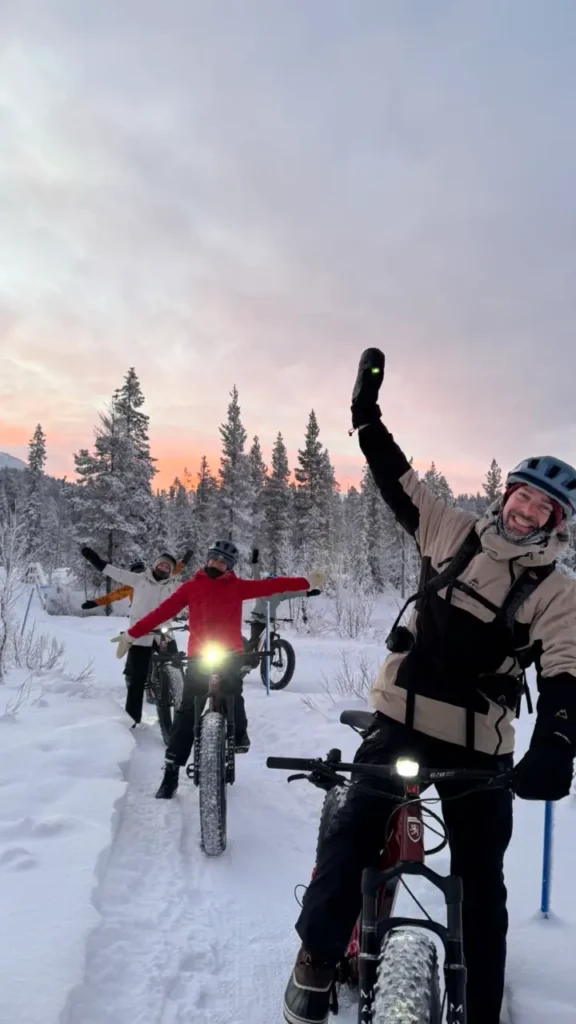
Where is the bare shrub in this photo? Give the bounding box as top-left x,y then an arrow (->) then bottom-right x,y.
70,659 -> 95,687
292,601 -> 333,638
14,625 -> 66,673
322,649 -> 378,702
330,587 -> 376,640
2,675 -> 35,717
0,513 -> 30,681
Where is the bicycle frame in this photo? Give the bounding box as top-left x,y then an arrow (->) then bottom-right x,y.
147,624 -> 187,696
267,746 -> 509,1024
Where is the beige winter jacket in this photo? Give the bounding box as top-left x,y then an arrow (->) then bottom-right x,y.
359,421 -> 576,755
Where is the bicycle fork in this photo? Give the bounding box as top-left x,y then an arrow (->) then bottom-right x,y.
190,674 -> 236,786
358,864 -> 467,1024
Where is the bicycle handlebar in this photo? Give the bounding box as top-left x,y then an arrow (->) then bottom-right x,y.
266,756 -> 512,786
151,622 -> 189,634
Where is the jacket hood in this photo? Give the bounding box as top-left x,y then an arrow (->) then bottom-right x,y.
476,500 -> 568,566
144,568 -> 175,585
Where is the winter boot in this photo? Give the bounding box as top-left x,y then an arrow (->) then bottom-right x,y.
283,947 -> 335,1024
235,731 -> 251,754
155,760 -> 180,799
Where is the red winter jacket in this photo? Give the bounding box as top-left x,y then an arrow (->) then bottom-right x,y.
128,569 -> 310,656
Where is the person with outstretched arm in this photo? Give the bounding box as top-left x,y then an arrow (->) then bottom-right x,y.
245,547 -> 322,654
281,349 -> 576,1024
80,546 -> 192,726
81,557 -> 187,611
111,539 -> 325,798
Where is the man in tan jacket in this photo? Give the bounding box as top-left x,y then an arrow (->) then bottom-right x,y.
284,350 -> 576,1024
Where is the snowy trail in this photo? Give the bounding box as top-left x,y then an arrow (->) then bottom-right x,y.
6,605 -> 576,1024
61,689 -> 335,1024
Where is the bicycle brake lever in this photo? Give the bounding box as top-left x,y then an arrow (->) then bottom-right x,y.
287,773 -> 309,783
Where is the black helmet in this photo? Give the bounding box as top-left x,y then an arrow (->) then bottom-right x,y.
207,539 -> 239,571
129,560 -> 146,573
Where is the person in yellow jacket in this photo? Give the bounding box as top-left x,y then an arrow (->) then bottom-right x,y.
81,558 -> 187,610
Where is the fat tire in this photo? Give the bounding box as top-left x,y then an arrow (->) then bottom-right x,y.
371,928 -> 442,1024
155,664 -> 184,746
260,638 -> 296,690
316,784 -> 348,859
198,712 -> 227,856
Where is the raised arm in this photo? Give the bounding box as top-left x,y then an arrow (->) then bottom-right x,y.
351,349 -> 474,555
103,564 -> 144,586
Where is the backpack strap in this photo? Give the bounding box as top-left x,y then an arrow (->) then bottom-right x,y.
391,526 -> 481,637
493,563 -> 555,633
426,527 -> 482,596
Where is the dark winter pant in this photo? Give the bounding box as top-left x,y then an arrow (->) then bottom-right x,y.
166,659 -> 248,767
246,618 -> 266,651
297,713 -> 513,1024
123,645 -> 154,724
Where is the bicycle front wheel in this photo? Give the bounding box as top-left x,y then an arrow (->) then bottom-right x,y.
260,638 -> 296,690
198,711 -> 227,856
371,928 -> 441,1024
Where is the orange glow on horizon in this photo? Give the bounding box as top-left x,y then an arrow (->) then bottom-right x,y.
1,418 -> 485,496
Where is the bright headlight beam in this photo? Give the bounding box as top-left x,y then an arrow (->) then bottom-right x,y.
202,643 -> 226,669
395,757 -> 419,779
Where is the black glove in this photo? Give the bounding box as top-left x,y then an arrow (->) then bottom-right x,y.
306,588 -> 321,597
251,547 -> 260,565
82,600 -> 98,610
513,734 -> 574,801
80,546 -> 106,572
351,348 -> 385,431
181,549 -> 193,567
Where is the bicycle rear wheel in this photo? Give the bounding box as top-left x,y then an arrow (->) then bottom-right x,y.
198,711 -> 227,856
155,663 -> 184,746
260,638 -> 296,690
371,928 -> 441,1024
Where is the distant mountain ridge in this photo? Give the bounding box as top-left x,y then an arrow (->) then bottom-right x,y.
0,452 -> 26,471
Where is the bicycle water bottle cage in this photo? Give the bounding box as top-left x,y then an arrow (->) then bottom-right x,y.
386,625 -> 415,654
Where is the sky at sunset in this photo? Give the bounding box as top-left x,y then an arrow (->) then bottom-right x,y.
2,1 -> 576,495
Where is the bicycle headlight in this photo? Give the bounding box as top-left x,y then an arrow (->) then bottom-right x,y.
160,626 -> 169,634
201,643 -> 227,669
395,757 -> 419,779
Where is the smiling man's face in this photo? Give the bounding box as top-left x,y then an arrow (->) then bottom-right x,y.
503,484 -> 556,537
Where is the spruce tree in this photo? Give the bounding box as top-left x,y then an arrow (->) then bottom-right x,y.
247,436 -> 267,550
166,477 -> 194,573
423,461 -> 454,504
113,368 -> 156,556
295,411 -> 335,566
191,456 -> 220,568
218,386 -> 254,560
483,459 -> 503,505
23,425 -> 49,561
263,433 -> 292,574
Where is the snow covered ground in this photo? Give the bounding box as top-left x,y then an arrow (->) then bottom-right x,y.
1,591 -> 575,1024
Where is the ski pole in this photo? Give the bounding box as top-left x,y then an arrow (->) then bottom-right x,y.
540,800 -> 554,917
20,586 -> 35,636
265,600 -> 271,696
